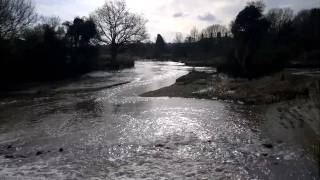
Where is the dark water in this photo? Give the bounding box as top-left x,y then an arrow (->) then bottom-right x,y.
0,61 -> 318,179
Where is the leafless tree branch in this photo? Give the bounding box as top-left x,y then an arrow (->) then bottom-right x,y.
91,0 -> 148,45
0,0 -> 37,39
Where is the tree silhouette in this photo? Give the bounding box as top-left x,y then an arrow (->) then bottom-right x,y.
65,17 -> 98,47
189,27 -> 199,42
231,1 -> 269,76
294,8 -> 320,50
0,0 -> 37,39
173,33 -> 183,43
267,8 -> 294,35
203,24 -> 228,38
155,34 -> 166,57
92,0 -> 148,61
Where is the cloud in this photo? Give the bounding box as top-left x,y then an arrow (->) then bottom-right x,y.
198,13 -> 217,22
173,12 -> 184,18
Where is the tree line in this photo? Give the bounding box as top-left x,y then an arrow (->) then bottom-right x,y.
0,0 -> 147,85
148,1 -> 320,78
0,0 -> 319,86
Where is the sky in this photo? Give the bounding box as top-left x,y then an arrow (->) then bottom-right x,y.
35,0 -> 320,42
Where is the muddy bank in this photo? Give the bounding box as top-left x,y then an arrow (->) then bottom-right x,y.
262,97 -> 320,159
142,70 -> 319,105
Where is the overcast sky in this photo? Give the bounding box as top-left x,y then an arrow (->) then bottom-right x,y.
35,0 -> 320,42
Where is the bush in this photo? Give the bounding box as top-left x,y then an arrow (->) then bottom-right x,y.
97,54 -> 135,70
218,48 -> 288,79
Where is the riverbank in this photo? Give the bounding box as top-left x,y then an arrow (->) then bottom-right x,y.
142,71 -> 214,99
142,70 -> 319,105
141,70 -> 320,161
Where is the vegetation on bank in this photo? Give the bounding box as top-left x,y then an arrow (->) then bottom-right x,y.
133,1 -> 320,79
220,2 -> 320,78
142,70 -> 319,105
0,0 -> 147,86
0,16 -> 100,83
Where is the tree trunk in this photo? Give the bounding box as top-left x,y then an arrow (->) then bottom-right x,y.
111,42 -> 118,62
241,46 -> 249,76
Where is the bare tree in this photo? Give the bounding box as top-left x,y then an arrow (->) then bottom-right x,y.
0,0 -> 37,39
92,0 -> 148,61
267,8 -> 294,34
40,16 -> 61,30
189,27 -> 199,42
203,24 -> 229,38
247,0 -> 266,11
173,32 -> 183,43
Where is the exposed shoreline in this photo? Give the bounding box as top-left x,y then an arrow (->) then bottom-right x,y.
141,71 -> 214,99
141,70 -> 320,160
141,70 -> 319,105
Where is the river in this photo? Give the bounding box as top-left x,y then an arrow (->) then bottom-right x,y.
0,61 -> 318,179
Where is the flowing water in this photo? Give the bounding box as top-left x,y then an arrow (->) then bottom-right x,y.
0,61 -> 318,179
